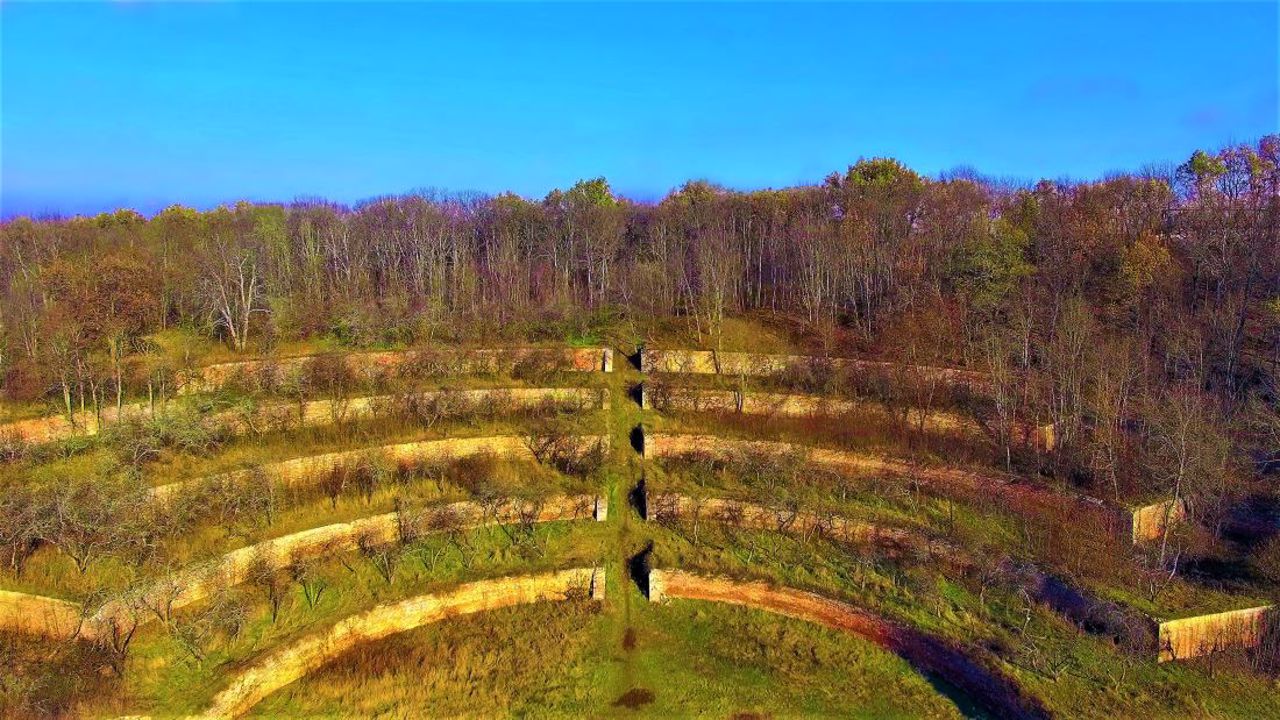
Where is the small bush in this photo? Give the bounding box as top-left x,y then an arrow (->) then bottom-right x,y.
104,408 -> 222,466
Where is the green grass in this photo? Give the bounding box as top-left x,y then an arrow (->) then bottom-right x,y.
2,325 -> 1278,719
121,521 -> 613,718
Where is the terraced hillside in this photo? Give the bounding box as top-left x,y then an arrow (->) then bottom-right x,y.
1,329 -> 1277,719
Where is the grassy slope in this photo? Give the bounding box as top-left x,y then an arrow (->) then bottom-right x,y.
3,319 -> 1278,718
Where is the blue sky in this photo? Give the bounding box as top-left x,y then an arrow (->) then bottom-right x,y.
2,2 -> 1276,218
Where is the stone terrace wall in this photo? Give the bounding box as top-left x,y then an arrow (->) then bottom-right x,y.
644,431 -> 1150,543
0,386 -> 606,446
644,431 -> 1132,538
0,403 -> 146,444
646,493 -> 967,567
90,495 -> 606,636
149,433 -> 610,503
0,590 -> 83,639
640,347 -> 988,391
1158,605 -> 1276,662
218,386 -> 606,436
181,346 -> 613,395
1127,498 -> 1188,544
1,495 -> 606,641
199,567 -> 605,719
648,570 -> 1049,720
642,385 -> 1054,451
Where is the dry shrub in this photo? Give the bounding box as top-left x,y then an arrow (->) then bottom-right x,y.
526,429 -> 605,477
288,549 -> 330,610
320,452 -> 392,507
1250,613 -> 1280,676
511,352 -> 560,383
104,408 -> 224,466
393,392 -> 466,428
473,390 -> 515,422
448,452 -> 500,497
246,550 -> 288,623
187,466 -> 277,538
172,587 -> 251,667
220,359 -> 284,396
0,631 -> 121,718
0,483 -> 46,577
1251,534 -> 1280,586
396,500 -> 464,546
0,430 -> 28,463
775,356 -> 837,393
643,376 -> 674,411
648,493 -> 682,526
357,527 -> 401,585
399,349 -> 468,381
298,354 -> 360,401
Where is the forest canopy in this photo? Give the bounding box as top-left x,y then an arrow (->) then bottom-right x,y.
2,139 -> 1277,446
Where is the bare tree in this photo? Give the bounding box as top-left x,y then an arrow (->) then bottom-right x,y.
199,240 -> 267,352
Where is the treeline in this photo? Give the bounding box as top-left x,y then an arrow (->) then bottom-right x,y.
1,140 -> 1277,488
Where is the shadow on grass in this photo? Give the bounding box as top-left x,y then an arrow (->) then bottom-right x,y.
628,541 -> 654,599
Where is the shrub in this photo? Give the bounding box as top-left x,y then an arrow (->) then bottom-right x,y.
103,407 -> 222,466
298,354 -> 359,401
0,430 -> 28,463
526,426 -> 605,477
511,352 -> 560,383
0,485 -> 44,576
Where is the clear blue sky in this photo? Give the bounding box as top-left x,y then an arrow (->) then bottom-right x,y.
2,2 -> 1276,218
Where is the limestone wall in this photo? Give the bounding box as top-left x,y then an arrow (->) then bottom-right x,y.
642,385 -> 1054,450
0,387 -> 605,447
1,495 -> 605,641
149,433 -> 610,503
1126,498 -> 1188,544
642,431 -> 1119,535
648,569 -> 1048,720
1157,605 -> 1276,662
0,403 -> 148,444
181,346 -> 613,395
640,347 -> 988,390
198,567 -> 605,718
646,493 -> 967,566
0,589 -> 83,638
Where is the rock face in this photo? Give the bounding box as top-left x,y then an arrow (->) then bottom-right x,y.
199,567 -> 605,719
1125,498 -> 1187,543
648,569 -> 1050,720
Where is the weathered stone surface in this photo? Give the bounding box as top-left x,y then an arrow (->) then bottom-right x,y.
646,493 -> 967,566
149,433 -> 610,502
181,347 -> 612,395
198,567 -> 605,718
1,495 -> 604,641
643,385 -> 1054,450
642,431 -> 1147,543
1158,605 -> 1276,662
1126,498 -> 1188,544
0,589 -> 82,638
0,386 -> 606,446
640,347 -> 989,390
